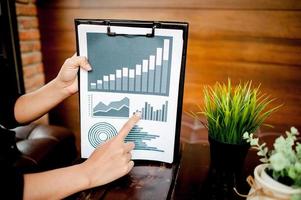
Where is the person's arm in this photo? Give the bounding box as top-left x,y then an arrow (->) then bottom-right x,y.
14,54 -> 91,124
23,113 -> 140,200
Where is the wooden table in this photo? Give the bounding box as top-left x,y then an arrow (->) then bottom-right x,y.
68,115 -> 274,200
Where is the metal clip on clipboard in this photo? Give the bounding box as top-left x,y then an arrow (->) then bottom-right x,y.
105,20 -> 157,37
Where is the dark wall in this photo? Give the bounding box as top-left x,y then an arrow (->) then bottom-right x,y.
0,0 -> 24,96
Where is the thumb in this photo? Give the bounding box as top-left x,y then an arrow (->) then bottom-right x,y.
64,54 -> 92,71
117,112 -> 141,140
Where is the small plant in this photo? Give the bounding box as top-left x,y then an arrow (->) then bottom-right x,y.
190,79 -> 280,144
243,127 -> 301,188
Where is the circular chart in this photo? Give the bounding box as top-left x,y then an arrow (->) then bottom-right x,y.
88,122 -> 118,148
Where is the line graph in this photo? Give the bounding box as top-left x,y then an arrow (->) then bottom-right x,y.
92,97 -> 129,117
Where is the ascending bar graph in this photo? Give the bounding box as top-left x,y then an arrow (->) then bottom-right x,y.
140,101 -> 168,122
87,36 -> 172,96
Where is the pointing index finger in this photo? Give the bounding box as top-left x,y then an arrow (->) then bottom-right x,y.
118,112 -> 141,140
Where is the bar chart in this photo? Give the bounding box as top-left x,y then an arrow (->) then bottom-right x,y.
87,33 -> 172,96
139,101 -> 168,122
125,125 -> 164,152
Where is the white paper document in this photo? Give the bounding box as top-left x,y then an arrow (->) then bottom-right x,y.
77,23 -> 185,163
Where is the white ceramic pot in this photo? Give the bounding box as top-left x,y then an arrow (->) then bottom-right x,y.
247,164 -> 301,200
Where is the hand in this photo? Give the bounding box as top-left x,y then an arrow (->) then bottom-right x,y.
55,53 -> 92,96
80,112 -> 141,189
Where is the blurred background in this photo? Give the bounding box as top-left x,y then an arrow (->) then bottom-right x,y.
14,0 -> 301,149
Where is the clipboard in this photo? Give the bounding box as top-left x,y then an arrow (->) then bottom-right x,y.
75,19 -> 189,164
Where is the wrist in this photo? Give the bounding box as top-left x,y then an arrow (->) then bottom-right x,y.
52,77 -> 74,99
72,163 -> 91,191
77,162 -> 93,190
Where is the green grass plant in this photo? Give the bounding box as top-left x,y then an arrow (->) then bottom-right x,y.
191,79 -> 281,144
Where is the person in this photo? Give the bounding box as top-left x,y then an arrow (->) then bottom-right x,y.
0,54 -> 140,200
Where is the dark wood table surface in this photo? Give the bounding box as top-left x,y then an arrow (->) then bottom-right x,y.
67,115 -> 280,200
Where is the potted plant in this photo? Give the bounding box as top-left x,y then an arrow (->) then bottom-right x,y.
191,80 -> 280,171
190,80 -> 280,198
243,127 -> 301,200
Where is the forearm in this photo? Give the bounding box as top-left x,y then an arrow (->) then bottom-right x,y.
22,113 -> 140,200
14,55 -> 90,124
14,78 -> 70,124
23,164 -> 89,200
